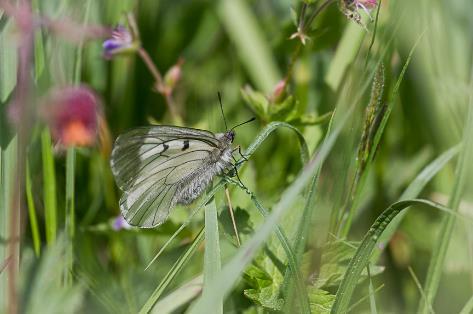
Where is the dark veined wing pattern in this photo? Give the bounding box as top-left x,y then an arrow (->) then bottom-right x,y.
110,126 -> 220,228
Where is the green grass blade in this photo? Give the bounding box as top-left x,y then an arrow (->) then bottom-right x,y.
203,198 -> 222,314
26,160 -> 41,257
408,266 -> 434,314
0,137 -> 17,311
64,147 -> 76,285
217,0 -> 281,93
151,275 -> 203,314
459,295 -> 473,314
367,265 -> 378,314
188,108 -> 351,314
418,64 -> 473,313
41,128 -> 57,246
331,199 -> 458,314
139,228 -> 205,314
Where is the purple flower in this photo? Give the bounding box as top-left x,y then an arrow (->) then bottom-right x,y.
102,25 -> 136,59
112,215 -> 132,231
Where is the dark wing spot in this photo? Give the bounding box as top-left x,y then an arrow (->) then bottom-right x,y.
162,143 -> 169,153
182,140 -> 189,151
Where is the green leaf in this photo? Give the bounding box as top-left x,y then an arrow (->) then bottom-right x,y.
308,288 -> 335,314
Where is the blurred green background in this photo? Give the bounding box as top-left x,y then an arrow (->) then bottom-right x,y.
1,0 -> 473,313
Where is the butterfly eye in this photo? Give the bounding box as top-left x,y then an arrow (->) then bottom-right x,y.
228,130 -> 235,142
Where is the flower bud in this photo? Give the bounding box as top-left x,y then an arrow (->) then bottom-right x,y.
164,58 -> 184,94
270,79 -> 288,103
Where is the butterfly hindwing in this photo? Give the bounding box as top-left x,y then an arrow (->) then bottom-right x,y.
111,126 -> 221,227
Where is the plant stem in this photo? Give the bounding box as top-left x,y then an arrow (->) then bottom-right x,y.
137,47 -> 180,123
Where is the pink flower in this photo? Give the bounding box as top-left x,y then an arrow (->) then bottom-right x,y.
43,86 -> 100,148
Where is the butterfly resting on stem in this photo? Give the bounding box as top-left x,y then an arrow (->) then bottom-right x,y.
110,116 -> 254,228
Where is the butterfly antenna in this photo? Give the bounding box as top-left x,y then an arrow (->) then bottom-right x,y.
218,92 -> 228,130
230,117 -> 256,131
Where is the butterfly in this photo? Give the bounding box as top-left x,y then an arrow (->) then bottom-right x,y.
110,117 -> 255,228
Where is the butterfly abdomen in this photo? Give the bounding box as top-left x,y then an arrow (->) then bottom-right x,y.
174,147 -> 233,205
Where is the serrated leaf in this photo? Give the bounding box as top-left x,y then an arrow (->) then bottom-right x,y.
308,288 -> 335,314
243,264 -> 284,311
244,287 -> 284,311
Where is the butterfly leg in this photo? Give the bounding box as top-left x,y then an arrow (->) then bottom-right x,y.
224,187 -> 241,247
232,145 -> 249,162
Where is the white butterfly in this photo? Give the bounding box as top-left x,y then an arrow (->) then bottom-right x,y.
110,124 -> 245,228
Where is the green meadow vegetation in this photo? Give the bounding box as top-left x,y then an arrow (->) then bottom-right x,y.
1,0 -> 473,313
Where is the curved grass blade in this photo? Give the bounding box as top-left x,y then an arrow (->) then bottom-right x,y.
331,199 -> 460,314
188,108 -> 351,314
374,144 -> 460,256
139,228 -> 204,314
240,121 -> 310,165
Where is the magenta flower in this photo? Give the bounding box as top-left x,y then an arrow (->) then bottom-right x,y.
102,25 -> 136,59
43,86 -> 100,148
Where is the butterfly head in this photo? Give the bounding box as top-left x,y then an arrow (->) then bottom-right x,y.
224,130 -> 235,143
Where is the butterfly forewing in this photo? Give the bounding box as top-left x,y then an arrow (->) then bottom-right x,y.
111,126 -> 222,228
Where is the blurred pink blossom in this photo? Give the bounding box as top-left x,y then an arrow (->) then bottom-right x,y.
43,86 -> 100,148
